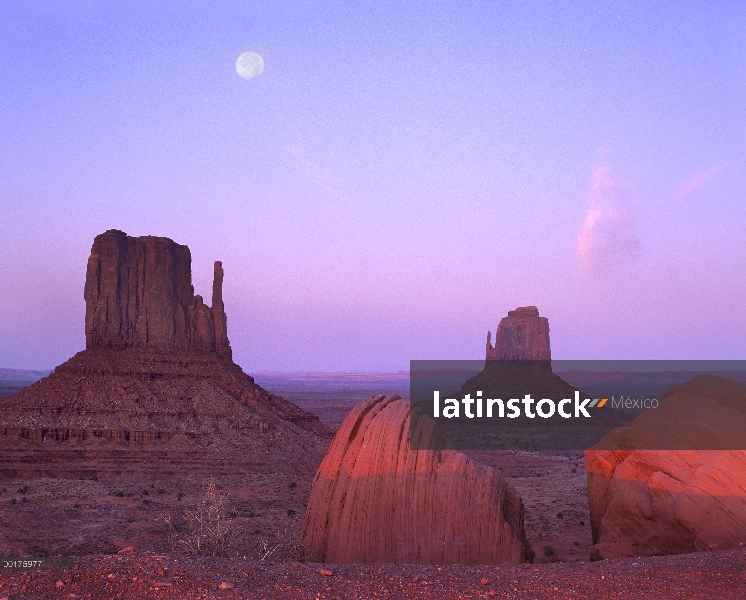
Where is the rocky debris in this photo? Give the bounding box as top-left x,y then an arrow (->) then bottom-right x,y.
486,306 -> 551,361
0,230 -> 332,480
302,395 -> 534,565
84,229 -> 231,358
585,375 -> 746,560
0,548 -> 744,599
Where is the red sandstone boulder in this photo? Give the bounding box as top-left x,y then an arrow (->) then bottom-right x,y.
302,395 -> 534,564
486,306 -> 550,361
585,376 -> 746,560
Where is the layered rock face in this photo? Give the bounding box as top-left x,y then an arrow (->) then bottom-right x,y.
85,230 -> 231,358
0,230 -> 331,479
302,395 -> 534,565
486,306 -> 551,361
585,376 -> 746,560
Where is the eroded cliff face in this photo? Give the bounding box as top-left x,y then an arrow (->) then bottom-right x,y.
486,306 -> 551,361
84,230 -> 231,358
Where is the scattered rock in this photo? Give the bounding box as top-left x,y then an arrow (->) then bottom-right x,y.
319,569 -> 333,577
117,546 -> 134,554
218,581 -> 234,589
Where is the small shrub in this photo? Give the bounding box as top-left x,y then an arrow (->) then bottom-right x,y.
141,489 -> 149,496
247,511 -> 256,518
289,482 -> 297,488
557,512 -> 563,519
177,491 -> 184,501
163,481 -> 233,557
580,520 -> 585,526
287,509 -> 295,517
11,498 -> 16,505
115,491 -> 124,498
543,545 -> 555,557
91,475 -> 98,481
74,503 -> 80,509
573,541 -> 579,546
571,468 -> 577,473
157,488 -> 165,494
143,499 -> 150,505
17,486 -> 28,494
21,497 -> 28,503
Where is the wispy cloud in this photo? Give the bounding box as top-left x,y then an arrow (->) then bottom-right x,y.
673,159 -> 742,202
283,146 -> 353,207
577,149 -> 639,279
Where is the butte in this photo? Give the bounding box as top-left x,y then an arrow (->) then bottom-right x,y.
0,230 -> 332,480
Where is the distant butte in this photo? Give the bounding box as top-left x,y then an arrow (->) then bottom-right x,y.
0,230 -> 332,480
486,306 -> 551,361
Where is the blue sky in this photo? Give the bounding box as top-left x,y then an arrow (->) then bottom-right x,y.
1,1 -> 745,371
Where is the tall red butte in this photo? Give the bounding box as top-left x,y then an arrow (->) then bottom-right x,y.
0,230 -> 331,479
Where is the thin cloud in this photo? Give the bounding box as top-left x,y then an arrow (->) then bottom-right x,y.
283,146 -> 353,207
577,150 -> 639,279
674,159 -> 742,202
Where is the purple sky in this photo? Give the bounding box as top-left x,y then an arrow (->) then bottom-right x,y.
1,1 -> 745,372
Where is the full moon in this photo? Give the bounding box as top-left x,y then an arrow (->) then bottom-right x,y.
236,52 -> 264,80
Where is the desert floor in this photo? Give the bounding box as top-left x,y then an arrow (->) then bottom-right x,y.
1,396 -> 745,598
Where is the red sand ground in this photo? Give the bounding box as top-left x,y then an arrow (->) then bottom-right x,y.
1,397 -> 745,598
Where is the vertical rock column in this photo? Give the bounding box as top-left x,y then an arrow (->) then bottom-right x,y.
211,261 -> 231,359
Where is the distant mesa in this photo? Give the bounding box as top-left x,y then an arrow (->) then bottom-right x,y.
486,306 -> 551,361
302,395 -> 534,564
0,229 -> 332,480
585,375 -> 746,560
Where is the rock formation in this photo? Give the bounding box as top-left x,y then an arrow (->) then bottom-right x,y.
302,395 -> 534,565
452,307 -> 576,414
0,230 -> 331,480
585,376 -> 746,560
84,230 -> 231,358
486,306 -> 551,361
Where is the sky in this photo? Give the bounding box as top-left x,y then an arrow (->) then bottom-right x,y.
1,0 -> 745,372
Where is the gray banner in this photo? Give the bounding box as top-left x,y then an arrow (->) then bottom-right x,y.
409,360 -> 746,450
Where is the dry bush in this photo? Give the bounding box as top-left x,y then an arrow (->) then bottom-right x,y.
162,481 -> 233,557
258,519 -> 305,562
